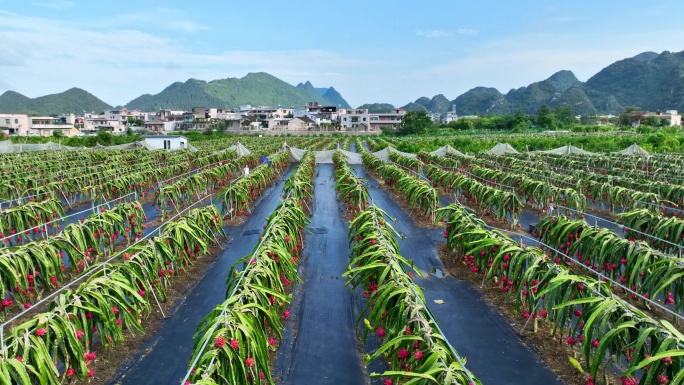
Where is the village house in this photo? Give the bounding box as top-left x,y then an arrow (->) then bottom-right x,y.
0,113 -> 80,137
0,113 -> 31,136
368,108 -> 407,131
142,135 -> 189,150
337,108 -> 370,130
287,117 -> 315,131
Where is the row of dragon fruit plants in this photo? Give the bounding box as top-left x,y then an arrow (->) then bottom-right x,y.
387,147 -> 684,313
360,137 -> 684,384
0,148 -> 256,318
182,151 -> 314,384
0,137 -> 318,316
0,137 -> 324,383
0,135 -> 328,243
333,151 -> 481,385
179,146 -> 479,385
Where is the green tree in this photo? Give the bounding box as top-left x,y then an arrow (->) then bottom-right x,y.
380,126 -> 397,136
473,117 -> 495,131
643,116 -> 660,127
580,115 -> 597,125
127,117 -> 145,126
126,126 -> 134,136
618,106 -> 640,126
554,105 -> 575,126
398,110 -> 433,135
52,130 -> 65,138
96,129 -> 114,146
488,115 -> 508,130
509,109 -> 531,130
448,118 -> 474,131
216,120 -> 227,133
536,104 -> 556,129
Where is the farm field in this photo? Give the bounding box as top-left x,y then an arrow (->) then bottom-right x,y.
1,133 -> 683,385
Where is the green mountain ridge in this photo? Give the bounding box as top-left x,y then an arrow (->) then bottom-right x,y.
402,102 -> 426,112
320,87 -> 352,108
0,88 -> 112,116
297,81 -> 352,108
632,51 -> 659,62
126,73 -> 333,111
401,94 -> 452,114
356,103 -> 396,113
380,50 -> 684,116
2,50 -> 683,117
0,73 -> 353,115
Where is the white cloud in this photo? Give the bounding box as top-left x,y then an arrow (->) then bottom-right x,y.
457,28 -> 480,36
170,20 -> 210,32
34,0 -> 75,9
94,9 -> 210,33
3,7 -> 682,109
0,12 -> 382,106
410,28 -> 684,103
416,29 -> 453,38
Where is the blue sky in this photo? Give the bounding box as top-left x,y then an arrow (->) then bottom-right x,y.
0,0 -> 683,108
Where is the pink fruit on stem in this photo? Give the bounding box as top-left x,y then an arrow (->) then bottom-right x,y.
215,336 -> 226,348
230,339 -> 239,349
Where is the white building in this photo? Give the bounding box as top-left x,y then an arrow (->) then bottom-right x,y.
83,118 -> 123,133
243,107 -> 293,119
630,110 -> 681,127
0,114 -> 30,136
143,135 -> 189,150
292,111 -> 331,126
659,110 -> 681,126
28,116 -> 76,137
144,121 -> 177,133
428,112 -> 441,123
103,108 -> 149,124
338,108 -> 370,130
297,102 -> 339,122
204,108 -> 238,120
0,114 -> 82,137
218,110 -> 239,120
445,111 -> 458,124
368,109 -> 406,131
157,109 -> 188,122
